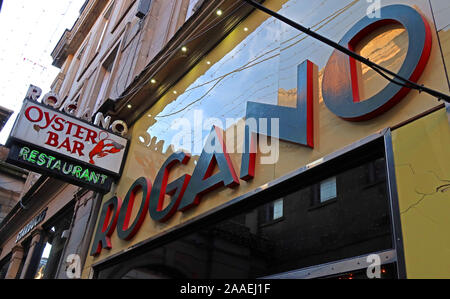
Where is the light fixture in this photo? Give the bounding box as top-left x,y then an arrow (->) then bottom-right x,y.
150,78 -> 156,84
127,104 -> 132,109
244,27 -> 249,32
206,61 -> 211,65
173,90 -> 177,94
181,46 -> 188,52
216,9 -> 223,16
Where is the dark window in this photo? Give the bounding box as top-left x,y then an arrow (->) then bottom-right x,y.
259,198 -> 283,225
97,151 -> 394,279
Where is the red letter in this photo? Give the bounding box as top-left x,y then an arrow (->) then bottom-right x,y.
86,129 -> 98,144
178,126 -> 239,212
39,112 -> 57,130
25,106 -> 43,123
51,117 -> 65,132
90,196 -> 122,256
116,178 -> 152,241
72,141 -> 85,157
45,132 -> 59,147
74,125 -> 87,140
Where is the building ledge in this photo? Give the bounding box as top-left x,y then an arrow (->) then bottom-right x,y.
51,0 -> 108,68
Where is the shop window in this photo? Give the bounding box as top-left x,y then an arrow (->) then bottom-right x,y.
34,241 -> 52,279
96,149 -> 394,279
37,206 -> 73,279
320,177 -> 337,203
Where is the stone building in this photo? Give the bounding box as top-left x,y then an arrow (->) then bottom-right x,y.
0,106 -> 28,227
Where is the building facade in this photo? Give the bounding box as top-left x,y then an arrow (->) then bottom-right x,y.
1,0 -> 450,279
0,0 -> 193,279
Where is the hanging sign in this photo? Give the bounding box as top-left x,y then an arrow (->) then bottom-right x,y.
6,99 -> 129,193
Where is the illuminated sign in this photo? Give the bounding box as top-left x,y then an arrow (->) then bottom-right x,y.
7,143 -> 113,193
90,4 -> 433,256
7,99 -> 128,192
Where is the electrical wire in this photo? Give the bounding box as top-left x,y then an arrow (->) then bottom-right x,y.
110,1 -> 247,102
154,1 -> 359,118
242,0 -> 450,103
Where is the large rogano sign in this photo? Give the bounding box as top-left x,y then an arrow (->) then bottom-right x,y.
7,99 -> 128,192
90,5 -> 433,255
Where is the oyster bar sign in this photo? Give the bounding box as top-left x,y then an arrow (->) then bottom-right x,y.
6,87 -> 129,193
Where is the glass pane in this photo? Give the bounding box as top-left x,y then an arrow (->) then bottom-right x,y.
98,156 -> 393,279
35,243 -> 52,279
320,177 -> 337,202
273,199 -> 283,219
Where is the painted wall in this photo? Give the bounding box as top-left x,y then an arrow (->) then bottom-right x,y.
392,108 -> 450,278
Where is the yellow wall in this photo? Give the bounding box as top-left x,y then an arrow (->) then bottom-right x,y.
392,108 -> 450,279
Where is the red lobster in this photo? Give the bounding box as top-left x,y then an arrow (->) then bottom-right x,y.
89,132 -> 125,165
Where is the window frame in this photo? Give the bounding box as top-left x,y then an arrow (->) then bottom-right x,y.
92,130 -> 406,279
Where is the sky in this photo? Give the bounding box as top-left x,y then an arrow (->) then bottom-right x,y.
0,0 -> 87,144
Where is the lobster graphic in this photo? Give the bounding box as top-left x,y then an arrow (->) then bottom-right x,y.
89,131 -> 125,165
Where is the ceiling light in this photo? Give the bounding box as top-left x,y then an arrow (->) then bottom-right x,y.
216,9 -> 223,16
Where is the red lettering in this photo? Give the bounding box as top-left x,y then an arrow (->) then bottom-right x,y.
86,129 -> 98,144
74,125 -> 87,140
65,121 -> 75,135
72,141 -> 85,156
45,132 -> 59,147
51,117 -> 65,132
25,106 -> 43,123
39,112 -> 57,130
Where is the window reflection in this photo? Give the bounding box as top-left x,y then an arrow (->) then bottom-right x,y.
99,155 -> 393,279
34,242 -> 52,279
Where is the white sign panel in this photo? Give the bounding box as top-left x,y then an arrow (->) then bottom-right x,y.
9,100 -> 128,176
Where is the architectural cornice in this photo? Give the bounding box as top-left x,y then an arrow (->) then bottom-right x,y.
51,0 -> 108,68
